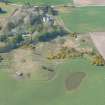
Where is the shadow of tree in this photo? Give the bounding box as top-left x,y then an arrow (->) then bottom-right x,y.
0,8 -> 7,14
38,30 -> 68,42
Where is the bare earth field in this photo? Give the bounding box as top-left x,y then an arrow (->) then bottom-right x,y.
74,0 -> 105,6
90,32 -> 105,59
65,72 -> 86,91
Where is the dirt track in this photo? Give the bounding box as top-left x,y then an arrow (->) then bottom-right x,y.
90,32 -> 105,60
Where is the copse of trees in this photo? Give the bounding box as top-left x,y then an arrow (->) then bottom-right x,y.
47,47 -> 82,60
71,32 -> 78,38
0,55 -> 3,62
92,55 -> 105,66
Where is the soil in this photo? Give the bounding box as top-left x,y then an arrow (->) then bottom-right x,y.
65,72 -> 86,91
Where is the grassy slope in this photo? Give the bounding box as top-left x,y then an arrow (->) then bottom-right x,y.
0,58 -> 105,105
60,6 -> 105,32
10,0 -> 73,5
0,3 -> 16,17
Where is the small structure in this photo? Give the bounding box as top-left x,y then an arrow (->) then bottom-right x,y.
42,14 -> 54,26
43,14 -> 53,22
16,71 -> 23,77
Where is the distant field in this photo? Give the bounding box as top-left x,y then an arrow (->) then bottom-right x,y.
10,0 -> 73,5
0,58 -> 105,105
60,6 -> 105,32
74,0 -> 105,6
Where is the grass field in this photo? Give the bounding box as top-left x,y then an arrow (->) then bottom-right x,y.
10,0 -> 73,5
0,58 -> 105,105
60,6 -> 105,32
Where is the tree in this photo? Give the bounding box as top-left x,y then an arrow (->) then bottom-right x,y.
92,55 -> 105,66
0,35 -> 7,42
71,32 -> 77,38
0,7 -> 2,13
0,55 -> 3,62
15,34 -> 24,43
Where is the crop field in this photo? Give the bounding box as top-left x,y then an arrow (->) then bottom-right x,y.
60,6 -> 105,32
0,58 -> 105,105
74,0 -> 105,6
10,0 -> 73,5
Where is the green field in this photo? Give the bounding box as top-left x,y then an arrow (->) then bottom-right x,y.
60,6 -> 105,32
0,58 -> 105,105
10,0 -> 73,5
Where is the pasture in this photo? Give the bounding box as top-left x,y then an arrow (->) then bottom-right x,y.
0,57 -> 105,105
60,6 -> 105,32
10,0 -> 73,5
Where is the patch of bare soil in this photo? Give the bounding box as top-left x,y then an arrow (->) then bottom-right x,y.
10,48 -> 40,75
65,72 -> 86,91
